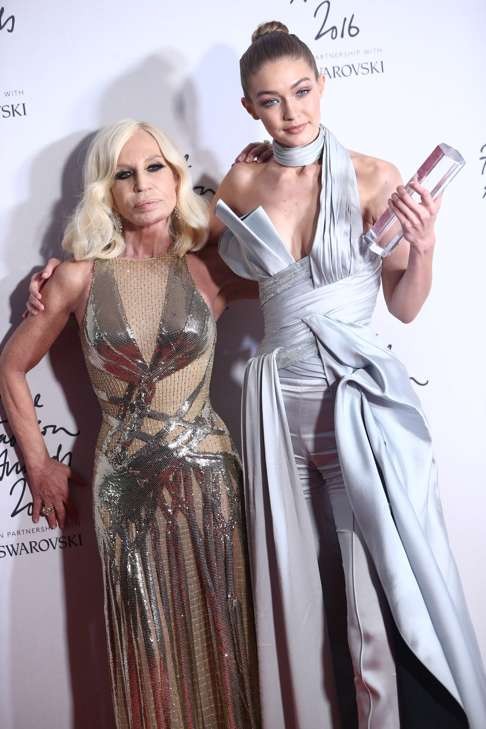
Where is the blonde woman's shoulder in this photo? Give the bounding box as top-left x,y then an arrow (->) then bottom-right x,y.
51,259 -> 93,288
42,259 -> 94,317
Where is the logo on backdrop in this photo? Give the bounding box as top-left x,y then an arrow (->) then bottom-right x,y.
289,0 -> 386,81
290,0 -> 360,41
0,5 -> 15,34
0,533 -> 83,559
185,153 -> 215,197
0,393 -> 79,523
1,89 -> 27,119
386,344 -> 430,388
480,144 -> 486,199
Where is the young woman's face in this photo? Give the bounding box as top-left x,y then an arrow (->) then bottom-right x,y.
243,56 -> 324,147
111,129 -> 177,229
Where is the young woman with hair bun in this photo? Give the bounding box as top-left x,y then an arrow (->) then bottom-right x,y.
211,19 -> 486,729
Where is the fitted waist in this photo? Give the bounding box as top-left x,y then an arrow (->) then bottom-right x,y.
259,321 -> 320,363
96,400 -> 234,469
260,259 -> 381,343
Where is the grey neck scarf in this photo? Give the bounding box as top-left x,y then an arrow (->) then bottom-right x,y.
272,125 -> 325,166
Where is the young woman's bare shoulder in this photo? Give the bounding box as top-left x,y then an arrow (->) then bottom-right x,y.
350,151 -> 402,209
225,159 -> 266,184
351,151 -> 401,187
214,160 -> 268,212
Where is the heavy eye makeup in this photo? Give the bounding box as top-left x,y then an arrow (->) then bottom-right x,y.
114,161 -> 165,180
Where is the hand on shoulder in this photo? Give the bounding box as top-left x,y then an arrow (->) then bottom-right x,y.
36,259 -> 93,322
27,258 -> 92,315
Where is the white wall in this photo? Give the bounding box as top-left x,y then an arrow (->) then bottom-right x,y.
1,1 -> 485,726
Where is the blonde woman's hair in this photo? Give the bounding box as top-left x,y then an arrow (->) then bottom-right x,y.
62,119 -> 209,260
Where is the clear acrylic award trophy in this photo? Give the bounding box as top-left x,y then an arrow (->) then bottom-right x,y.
363,143 -> 465,258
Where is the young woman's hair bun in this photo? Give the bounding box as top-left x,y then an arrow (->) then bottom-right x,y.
241,20 -> 318,97
251,21 -> 289,43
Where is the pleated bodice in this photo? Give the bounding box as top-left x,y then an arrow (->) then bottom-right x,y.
81,253 -> 233,468
216,128 -> 382,365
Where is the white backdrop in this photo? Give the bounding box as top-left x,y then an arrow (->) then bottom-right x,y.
1,1 -> 485,727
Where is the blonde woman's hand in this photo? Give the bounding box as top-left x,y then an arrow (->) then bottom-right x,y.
234,140 -> 273,165
27,456 -> 84,529
24,258 -> 62,316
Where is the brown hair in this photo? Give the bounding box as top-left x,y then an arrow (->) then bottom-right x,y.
240,21 -> 319,97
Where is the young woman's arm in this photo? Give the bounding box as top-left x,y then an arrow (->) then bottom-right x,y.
0,262 -> 91,527
362,158 -> 441,323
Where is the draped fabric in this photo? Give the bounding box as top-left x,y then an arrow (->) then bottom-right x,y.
216,128 -> 486,729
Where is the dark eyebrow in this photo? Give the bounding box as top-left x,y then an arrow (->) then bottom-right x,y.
256,77 -> 312,98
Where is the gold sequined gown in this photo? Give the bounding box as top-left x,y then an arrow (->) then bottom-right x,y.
80,253 -> 259,729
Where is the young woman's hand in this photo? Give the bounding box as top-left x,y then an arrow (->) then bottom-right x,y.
389,179 -> 442,255
24,258 -> 62,316
234,140 -> 273,164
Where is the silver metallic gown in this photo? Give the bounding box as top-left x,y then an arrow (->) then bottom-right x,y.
80,253 -> 260,729
216,128 -> 486,729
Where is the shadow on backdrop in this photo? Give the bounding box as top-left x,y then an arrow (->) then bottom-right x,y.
4,131 -> 114,729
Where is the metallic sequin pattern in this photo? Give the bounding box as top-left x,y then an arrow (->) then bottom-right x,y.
80,254 -> 260,729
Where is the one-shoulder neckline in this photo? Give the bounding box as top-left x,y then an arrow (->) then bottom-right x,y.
247,205 -> 319,265
219,201 -> 321,267
216,158 -> 325,265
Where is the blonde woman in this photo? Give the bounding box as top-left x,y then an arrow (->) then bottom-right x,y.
0,120 -> 260,729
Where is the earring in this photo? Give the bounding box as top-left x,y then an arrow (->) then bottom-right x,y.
112,211 -> 124,234
172,206 -> 181,220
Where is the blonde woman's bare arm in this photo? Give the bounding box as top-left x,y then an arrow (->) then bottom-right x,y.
0,262 -> 91,527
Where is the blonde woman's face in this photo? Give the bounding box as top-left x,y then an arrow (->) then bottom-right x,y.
111,130 -> 177,229
243,56 -> 324,147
